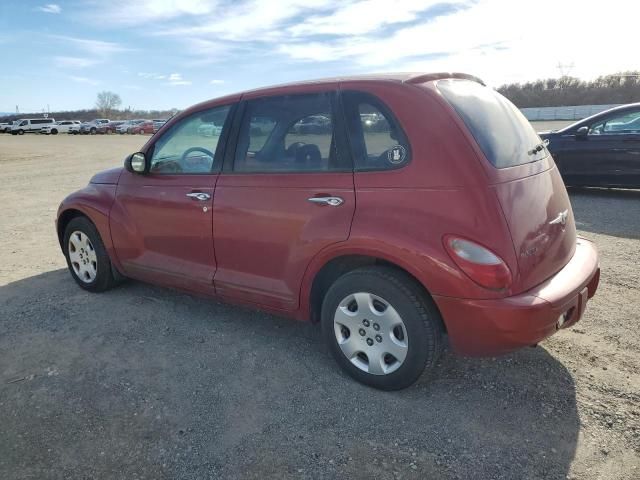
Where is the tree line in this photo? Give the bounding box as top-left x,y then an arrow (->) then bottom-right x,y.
497,71 -> 640,108
0,91 -> 178,123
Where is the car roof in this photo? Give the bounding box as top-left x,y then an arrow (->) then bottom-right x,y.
239,72 -> 484,96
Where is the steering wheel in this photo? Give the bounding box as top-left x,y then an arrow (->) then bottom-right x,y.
151,159 -> 182,173
181,146 -> 214,163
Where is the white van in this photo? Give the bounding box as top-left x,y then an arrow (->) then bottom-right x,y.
11,118 -> 56,135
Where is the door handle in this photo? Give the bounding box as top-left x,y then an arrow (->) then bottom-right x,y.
307,196 -> 344,206
186,192 -> 211,201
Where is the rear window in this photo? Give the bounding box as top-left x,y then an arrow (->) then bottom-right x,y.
438,80 -> 547,168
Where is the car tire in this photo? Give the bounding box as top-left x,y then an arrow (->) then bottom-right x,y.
321,266 -> 443,390
51,129 -> 58,135
63,216 -> 122,293
18,129 -> 24,135
90,127 -> 97,135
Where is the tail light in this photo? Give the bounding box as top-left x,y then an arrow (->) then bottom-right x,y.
443,235 -> 512,291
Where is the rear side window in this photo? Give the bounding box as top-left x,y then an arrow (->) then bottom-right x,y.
342,91 -> 410,171
438,80 -> 546,168
234,92 -> 348,173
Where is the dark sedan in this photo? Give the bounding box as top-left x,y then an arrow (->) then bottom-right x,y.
539,103 -> 640,188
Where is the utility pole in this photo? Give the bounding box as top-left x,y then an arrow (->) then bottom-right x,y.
557,62 -> 574,77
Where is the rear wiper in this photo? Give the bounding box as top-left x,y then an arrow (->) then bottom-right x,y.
527,139 -> 549,156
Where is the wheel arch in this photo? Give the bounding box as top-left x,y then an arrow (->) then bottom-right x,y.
302,249 -> 446,333
57,208 -> 88,248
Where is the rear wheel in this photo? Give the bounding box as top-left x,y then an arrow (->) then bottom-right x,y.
90,127 -> 97,135
63,217 -> 121,292
321,266 -> 443,390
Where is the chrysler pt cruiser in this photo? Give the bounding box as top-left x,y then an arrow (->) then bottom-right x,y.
56,73 -> 600,390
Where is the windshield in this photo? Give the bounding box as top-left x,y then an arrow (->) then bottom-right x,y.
438,80 -> 547,168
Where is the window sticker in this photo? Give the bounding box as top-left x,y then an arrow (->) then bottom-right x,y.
387,145 -> 407,165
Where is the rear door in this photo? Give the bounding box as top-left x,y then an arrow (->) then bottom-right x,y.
212,89 -> 355,311
560,109 -> 640,187
110,103 -> 235,294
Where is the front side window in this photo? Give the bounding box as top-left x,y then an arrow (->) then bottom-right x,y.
342,91 -> 411,171
589,110 -> 640,135
150,105 -> 231,174
234,92 -> 346,172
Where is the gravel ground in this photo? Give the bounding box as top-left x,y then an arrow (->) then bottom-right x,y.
0,134 -> 638,480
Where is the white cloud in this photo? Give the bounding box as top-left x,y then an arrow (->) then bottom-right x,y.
37,4 -> 61,14
138,72 -> 167,80
50,35 -> 130,71
209,79 -> 224,84
48,35 -> 130,56
90,0 -> 218,25
289,0 -> 446,36
167,73 -> 192,86
54,56 -> 100,68
76,0 -> 638,87
68,76 -> 99,86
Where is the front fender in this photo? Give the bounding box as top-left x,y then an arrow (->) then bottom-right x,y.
56,184 -> 121,270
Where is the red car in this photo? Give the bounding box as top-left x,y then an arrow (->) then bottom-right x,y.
56,73 -> 600,390
131,120 -> 154,134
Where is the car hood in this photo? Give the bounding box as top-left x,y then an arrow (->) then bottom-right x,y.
90,167 -> 123,185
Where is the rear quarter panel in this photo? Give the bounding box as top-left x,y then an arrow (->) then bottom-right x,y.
338,81 -> 518,300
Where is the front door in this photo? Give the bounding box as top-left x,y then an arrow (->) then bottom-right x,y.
110,103 -> 234,294
212,90 -> 355,311
560,108 -> 640,187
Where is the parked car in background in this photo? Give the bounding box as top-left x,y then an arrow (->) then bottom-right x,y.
11,118 -> 55,135
41,120 -> 81,135
291,114 -> 331,134
152,119 -> 167,133
68,122 -> 81,134
131,120 -> 154,134
97,120 -> 125,134
197,122 -> 223,137
0,122 -> 12,133
80,119 -> 110,135
56,72 -> 600,390
539,102 -> 640,188
117,119 -> 146,134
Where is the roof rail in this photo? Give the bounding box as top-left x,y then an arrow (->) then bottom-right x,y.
405,72 -> 485,86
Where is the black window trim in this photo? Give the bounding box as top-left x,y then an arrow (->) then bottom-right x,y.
340,89 -> 412,173
223,90 -> 353,175
145,101 -> 237,176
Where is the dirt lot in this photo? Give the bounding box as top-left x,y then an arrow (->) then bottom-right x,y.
1,134 -> 639,480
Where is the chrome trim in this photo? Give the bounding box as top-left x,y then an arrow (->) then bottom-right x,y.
307,196 -> 344,207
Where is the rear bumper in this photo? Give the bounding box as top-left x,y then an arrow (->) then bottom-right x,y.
433,238 -> 600,356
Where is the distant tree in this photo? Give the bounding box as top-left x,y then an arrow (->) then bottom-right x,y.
497,71 -> 640,108
95,91 -> 122,117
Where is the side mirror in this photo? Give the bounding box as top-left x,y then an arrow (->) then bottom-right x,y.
125,152 -> 148,174
575,126 -> 589,138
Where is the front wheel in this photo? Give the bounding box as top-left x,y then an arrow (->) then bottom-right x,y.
321,266 -> 443,390
18,129 -> 24,135
63,217 -> 121,292
90,127 -> 97,135
51,129 -> 58,135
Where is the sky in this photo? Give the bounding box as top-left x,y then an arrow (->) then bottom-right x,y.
0,0 -> 637,113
